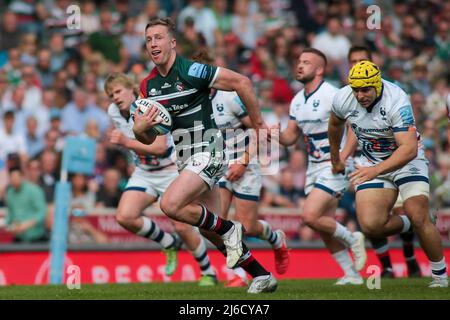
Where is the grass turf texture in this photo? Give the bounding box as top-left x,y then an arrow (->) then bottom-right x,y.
0,279 -> 447,300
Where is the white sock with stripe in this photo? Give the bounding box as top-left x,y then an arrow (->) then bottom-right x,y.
190,237 -> 215,276
137,216 -> 175,249
259,220 -> 281,248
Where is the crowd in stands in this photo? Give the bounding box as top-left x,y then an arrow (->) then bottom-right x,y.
0,0 -> 449,243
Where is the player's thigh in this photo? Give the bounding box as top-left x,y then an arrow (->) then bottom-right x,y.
355,188 -> 397,228
161,169 -> 209,212
302,187 -> 339,222
117,190 -> 157,220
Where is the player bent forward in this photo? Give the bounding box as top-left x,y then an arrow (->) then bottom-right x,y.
329,61 -> 448,288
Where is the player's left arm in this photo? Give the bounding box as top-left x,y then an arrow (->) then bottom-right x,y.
212,68 -> 266,131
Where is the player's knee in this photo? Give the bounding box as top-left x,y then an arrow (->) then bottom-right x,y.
115,212 -> 131,228
160,195 -> 179,219
359,222 -> 382,238
302,211 -> 319,229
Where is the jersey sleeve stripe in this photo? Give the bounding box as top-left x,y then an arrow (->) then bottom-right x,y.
208,67 -> 220,88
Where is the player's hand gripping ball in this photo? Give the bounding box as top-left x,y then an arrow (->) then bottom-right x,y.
131,98 -> 172,135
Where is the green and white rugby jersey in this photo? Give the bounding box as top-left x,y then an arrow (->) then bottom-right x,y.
139,55 -> 223,162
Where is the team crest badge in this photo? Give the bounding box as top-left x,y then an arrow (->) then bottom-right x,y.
175,81 -> 184,92
312,99 -> 320,111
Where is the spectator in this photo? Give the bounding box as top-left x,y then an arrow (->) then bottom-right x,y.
407,59 -> 432,97
178,0 -> 220,47
88,10 -> 122,64
61,88 -> 110,135
38,149 -> 59,203
211,0 -> 233,35
69,173 -> 96,214
231,0 -> 261,49
18,33 -> 38,66
95,168 -> 122,208
25,158 -> 42,185
5,166 -> 48,243
24,115 -> 44,158
80,0 -> 100,35
0,11 -> 20,51
0,110 -> 27,167
36,48 -> 53,89
48,33 -> 69,72
19,64 -> 43,113
121,17 -> 144,62
311,16 -> 351,82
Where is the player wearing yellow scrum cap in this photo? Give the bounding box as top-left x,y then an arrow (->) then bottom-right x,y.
348,60 -> 382,108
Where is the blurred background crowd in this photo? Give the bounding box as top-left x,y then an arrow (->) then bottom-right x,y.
0,0 -> 449,244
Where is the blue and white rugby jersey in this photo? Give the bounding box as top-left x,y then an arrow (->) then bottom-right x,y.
108,103 -> 175,171
289,81 -> 339,163
331,79 -> 425,164
211,90 -> 249,161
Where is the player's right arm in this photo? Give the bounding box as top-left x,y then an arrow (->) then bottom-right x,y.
340,124 -> 358,162
132,106 -> 161,145
109,129 -> 169,156
276,120 -> 301,146
328,112 -> 347,174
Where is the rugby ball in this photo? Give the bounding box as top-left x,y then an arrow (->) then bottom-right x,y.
132,98 -> 172,135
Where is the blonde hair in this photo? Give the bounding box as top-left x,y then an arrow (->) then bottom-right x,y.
104,72 -> 139,97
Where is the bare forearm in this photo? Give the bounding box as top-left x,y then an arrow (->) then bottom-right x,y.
374,145 -> 417,175
235,79 -> 264,128
328,122 -> 345,164
279,131 -> 298,146
125,138 -> 166,156
340,129 -> 358,161
133,130 -> 156,145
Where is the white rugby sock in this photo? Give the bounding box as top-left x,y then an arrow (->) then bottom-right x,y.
333,222 -> 356,247
332,249 -> 359,277
190,237 -> 215,276
259,220 -> 281,248
137,216 -> 175,248
430,257 -> 447,278
399,215 -> 411,233
233,267 -> 248,281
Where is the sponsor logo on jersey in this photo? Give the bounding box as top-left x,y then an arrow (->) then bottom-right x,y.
349,110 -> 359,118
409,167 -> 420,174
149,88 -> 162,96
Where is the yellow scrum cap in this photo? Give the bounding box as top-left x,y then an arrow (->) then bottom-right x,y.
348,60 -> 382,97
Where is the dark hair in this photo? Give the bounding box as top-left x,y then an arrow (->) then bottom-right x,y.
4,110 -> 14,119
301,47 -> 327,67
348,45 -> 372,62
145,17 -> 176,37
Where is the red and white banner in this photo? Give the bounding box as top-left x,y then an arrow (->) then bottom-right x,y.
0,248 -> 449,286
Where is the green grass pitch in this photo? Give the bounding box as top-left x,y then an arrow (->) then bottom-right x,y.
0,279 -> 448,300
